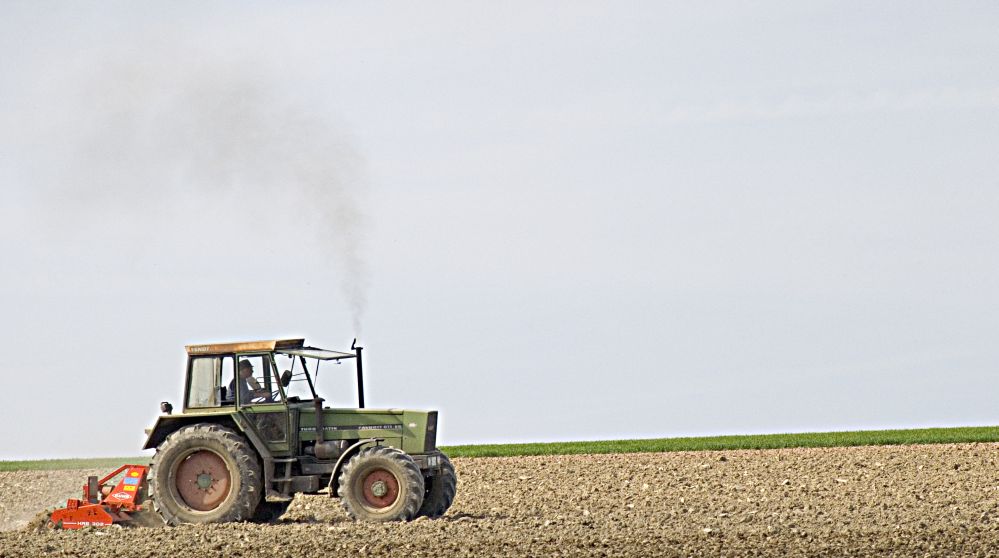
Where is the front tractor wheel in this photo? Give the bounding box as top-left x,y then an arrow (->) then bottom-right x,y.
418,452 -> 457,518
338,446 -> 424,522
149,424 -> 262,525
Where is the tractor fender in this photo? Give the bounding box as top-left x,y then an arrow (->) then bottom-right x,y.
327,438 -> 383,496
143,414 -> 243,450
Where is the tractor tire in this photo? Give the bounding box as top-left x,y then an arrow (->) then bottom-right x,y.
337,446 -> 424,522
417,452 -> 457,518
149,423 -> 262,525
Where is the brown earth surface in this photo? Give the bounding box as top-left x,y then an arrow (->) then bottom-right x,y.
2,443 -> 999,557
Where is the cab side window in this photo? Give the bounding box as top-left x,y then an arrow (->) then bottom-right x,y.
220,356 -> 235,405
188,357 -> 220,408
232,355 -> 277,405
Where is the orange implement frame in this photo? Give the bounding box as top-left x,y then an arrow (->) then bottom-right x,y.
49,464 -> 149,529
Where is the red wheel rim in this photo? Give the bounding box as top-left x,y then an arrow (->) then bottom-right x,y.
361,469 -> 399,509
175,450 -> 232,511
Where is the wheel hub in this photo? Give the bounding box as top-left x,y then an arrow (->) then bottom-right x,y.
175,450 -> 232,511
196,473 -> 214,490
361,469 -> 400,509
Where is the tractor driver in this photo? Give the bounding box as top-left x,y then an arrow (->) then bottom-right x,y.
229,359 -> 271,403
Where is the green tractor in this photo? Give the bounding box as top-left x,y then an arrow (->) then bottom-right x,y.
143,338 -> 456,524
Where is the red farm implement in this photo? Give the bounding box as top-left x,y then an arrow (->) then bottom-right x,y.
48,464 -> 149,529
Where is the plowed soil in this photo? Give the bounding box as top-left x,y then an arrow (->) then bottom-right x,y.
2,443 -> 998,557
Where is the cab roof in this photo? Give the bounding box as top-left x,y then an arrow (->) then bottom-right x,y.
186,338 -> 305,356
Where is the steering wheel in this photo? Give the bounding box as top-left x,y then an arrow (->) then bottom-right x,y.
250,390 -> 279,404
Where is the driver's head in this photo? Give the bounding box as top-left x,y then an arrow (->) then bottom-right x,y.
238,359 -> 254,378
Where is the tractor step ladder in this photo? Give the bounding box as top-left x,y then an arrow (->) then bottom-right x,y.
270,457 -> 297,499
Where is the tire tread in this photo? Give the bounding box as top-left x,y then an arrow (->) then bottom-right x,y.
417,452 -> 457,518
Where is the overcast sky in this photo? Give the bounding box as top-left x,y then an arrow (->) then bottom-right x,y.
1,2 -> 997,459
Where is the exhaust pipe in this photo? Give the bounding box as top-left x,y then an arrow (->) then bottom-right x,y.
352,338 -> 364,408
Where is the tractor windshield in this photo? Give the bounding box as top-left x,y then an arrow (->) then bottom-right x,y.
273,353 -> 318,402
274,347 -> 358,405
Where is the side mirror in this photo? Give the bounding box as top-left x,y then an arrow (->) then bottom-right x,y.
280,370 -> 293,387
160,401 -> 173,415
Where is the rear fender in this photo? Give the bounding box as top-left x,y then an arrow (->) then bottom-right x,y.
143,414 -> 242,450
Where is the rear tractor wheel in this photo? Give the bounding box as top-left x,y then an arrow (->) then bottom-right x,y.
338,446 -> 424,522
149,424 -> 262,525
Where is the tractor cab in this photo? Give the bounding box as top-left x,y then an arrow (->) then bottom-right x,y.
183,338 -> 365,411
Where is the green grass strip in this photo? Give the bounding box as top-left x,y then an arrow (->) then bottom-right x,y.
439,426 -> 999,458
0,456 -> 149,472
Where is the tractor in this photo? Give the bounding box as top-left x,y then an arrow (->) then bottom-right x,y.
136,338 -> 456,524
